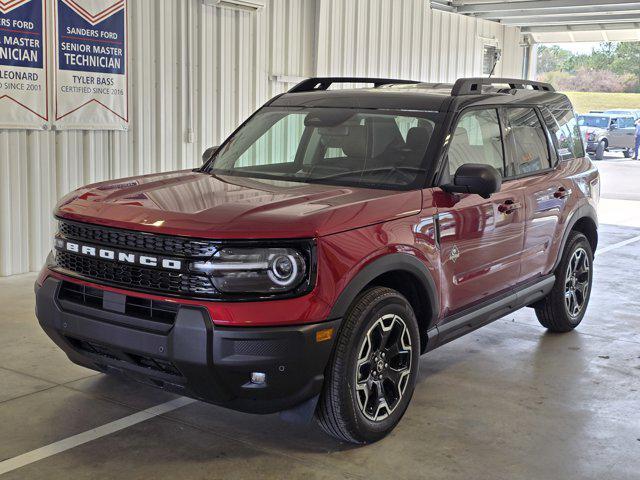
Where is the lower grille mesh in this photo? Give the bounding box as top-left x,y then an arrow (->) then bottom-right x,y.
55,251 -> 216,296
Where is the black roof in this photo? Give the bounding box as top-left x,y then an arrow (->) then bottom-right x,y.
269,77 -> 568,113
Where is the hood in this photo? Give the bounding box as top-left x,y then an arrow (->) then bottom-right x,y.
55,170 -> 422,239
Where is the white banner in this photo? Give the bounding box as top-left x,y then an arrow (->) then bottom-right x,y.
0,0 -> 48,129
54,0 -> 127,130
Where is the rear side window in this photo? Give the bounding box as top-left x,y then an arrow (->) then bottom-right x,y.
448,109 -> 505,176
546,99 -> 585,160
618,117 -> 635,129
503,108 -> 551,176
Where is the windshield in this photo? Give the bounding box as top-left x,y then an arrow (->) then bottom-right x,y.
204,107 -> 443,190
577,115 -> 610,129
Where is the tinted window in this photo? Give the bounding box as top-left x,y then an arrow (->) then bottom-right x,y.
448,109 -> 504,176
549,99 -> 585,159
504,108 -> 551,176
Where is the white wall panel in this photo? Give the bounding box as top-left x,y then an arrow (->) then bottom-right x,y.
315,1 -> 522,83
0,0 -> 523,276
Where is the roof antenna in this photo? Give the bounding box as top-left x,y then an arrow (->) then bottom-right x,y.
488,49 -> 502,79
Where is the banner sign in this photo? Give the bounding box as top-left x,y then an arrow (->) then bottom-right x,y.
54,0 -> 127,130
0,0 -> 48,129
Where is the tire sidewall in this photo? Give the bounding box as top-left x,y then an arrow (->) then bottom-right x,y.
339,291 -> 420,442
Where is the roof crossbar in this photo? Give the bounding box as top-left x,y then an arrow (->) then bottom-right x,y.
288,77 -> 420,93
452,77 -> 555,96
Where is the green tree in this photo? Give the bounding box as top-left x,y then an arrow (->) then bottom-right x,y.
610,42 -> 640,83
536,41 -> 640,93
536,45 -> 572,74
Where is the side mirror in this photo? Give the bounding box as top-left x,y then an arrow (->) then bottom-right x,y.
608,124 -> 617,131
202,146 -> 219,164
442,163 -> 502,199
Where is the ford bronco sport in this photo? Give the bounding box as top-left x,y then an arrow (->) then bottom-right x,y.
36,77 -> 599,444
578,112 -> 637,160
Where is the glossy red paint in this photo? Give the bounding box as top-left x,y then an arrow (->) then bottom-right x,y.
44,206 -> 439,327
55,171 -> 422,239
47,152 -> 598,327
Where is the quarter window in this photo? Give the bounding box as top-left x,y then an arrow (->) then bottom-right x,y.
448,109 -> 505,176
504,108 -> 551,176
547,100 -> 585,160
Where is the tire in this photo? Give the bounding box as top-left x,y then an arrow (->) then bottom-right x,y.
315,286 -> 420,444
535,232 -> 593,333
623,149 -> 633,158
594,141 -> 606,160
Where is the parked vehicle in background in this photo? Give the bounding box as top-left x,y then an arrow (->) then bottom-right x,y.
35,77 -> 599,444
603,109 -> 640,120
578,113 -> 637,160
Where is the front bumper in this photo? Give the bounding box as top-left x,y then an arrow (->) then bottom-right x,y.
35,277 -> 340,414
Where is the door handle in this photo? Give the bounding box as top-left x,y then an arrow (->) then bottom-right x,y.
554,187 -> 572,199
498,199 -> 522,214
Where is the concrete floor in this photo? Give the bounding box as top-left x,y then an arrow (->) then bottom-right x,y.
1,221 -> 640,477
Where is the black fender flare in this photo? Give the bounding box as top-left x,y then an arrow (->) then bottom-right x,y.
327,253 -> 439,326
553,202 -> 598,271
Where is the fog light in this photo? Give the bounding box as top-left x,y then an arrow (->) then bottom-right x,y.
251,372 -> 266,385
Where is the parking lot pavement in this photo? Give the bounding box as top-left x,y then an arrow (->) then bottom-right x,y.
1,225 -> 639,480
594,154 -> 640,202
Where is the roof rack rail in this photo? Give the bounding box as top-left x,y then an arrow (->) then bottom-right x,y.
288,77 -> 420,93
452,78 -> 555,96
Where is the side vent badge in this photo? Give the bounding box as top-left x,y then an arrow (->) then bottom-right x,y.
450,245 -> 460,263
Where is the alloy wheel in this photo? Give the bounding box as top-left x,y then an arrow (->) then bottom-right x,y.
355,313 -> 412,422
564,247 -> 591,318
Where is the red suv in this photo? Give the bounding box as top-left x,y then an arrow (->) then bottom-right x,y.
36,77 -> 599,444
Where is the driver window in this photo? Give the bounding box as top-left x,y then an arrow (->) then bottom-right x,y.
448,109 -> 505,177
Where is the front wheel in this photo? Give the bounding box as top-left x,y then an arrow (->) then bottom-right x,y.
315,287 -> 420,444
535,232 -> 593,332
623,148 -> 633,158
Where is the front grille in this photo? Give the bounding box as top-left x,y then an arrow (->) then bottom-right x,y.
58,219 -> 218,258
59,281 -> 180,325
55,251 -> 216,296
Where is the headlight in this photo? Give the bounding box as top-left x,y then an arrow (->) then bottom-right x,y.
190,247 -> 309,294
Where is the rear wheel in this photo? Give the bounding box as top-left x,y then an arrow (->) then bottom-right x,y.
623,148 -> 633,158
535,232 -> 593,332
315,287 -> 420,444
594,141 -> 606,160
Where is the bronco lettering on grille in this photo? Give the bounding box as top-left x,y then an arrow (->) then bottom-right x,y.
55,238 -> 183,271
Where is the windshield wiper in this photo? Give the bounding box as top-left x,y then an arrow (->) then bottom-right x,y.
314,166 -> 423,182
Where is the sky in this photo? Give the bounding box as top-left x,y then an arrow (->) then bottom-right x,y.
546,42 -> 604,54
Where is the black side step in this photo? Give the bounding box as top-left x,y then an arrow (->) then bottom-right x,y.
426,274 -> 556,351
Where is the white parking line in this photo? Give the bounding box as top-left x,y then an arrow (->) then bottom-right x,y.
597,234 -> 640,255
0,397 -> 196,476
